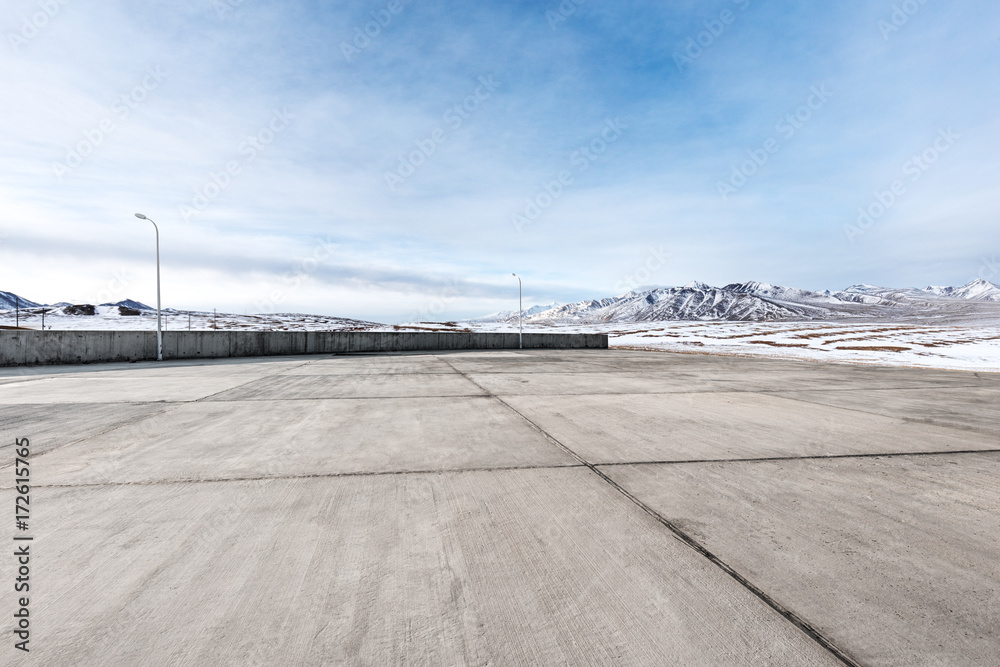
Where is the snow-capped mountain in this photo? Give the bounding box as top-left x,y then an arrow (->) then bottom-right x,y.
840,281 -> 1000,304
922,279 -> 1000,302
472,279 -> 1000,324
512,283 -> 848,323
470,302 -> 561,323
0,291 -> 41,310
724,281 -> 851,305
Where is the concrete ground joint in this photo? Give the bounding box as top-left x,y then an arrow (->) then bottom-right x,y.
433,354 -> 864,666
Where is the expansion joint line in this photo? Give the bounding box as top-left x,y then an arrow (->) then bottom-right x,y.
193,358 -> 319,402
435,355 -> 863,667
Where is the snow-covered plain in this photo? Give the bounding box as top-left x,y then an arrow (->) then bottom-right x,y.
608,321 -> 1000,373
453,321 -> 1000,373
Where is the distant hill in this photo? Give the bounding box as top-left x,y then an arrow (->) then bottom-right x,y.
0,292 -> 153,312
0,291 -> 41,310
0,291 -> 382,332
99,299 -> 154,310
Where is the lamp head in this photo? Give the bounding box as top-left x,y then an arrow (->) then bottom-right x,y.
135,213 -> 147,220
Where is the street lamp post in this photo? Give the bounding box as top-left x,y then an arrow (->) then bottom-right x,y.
511,273 -> 522,349
134,213 -> 163,361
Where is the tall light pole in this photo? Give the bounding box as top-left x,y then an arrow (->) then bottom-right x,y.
511,273 -> 522,349
134,213 -> 163,361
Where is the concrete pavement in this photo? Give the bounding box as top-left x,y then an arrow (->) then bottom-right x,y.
1,349 -> 998,665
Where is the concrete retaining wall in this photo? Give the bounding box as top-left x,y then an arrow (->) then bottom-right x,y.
0,330 -> 608,366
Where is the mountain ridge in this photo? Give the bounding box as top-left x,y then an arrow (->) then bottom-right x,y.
471,279 -> 1000,324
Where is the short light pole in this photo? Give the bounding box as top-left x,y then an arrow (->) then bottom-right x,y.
511,273 -> 522,349
134,213 -> 163,361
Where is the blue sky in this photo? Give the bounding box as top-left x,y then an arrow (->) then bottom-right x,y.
2,0 -> 998,322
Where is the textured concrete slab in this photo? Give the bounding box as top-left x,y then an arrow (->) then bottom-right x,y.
0,403 -> 170,457
503,392 -> 999,463
25,398 -> 577,486
0,374 -> 258,404
441,355 -> 623,375
0,355 -> 314,378
206,373 -> 487,401
279,355 -> 460,375
0,349 -> 995,665
602,454 -> 1000,667
775,386 -> 1000,437
468,371 -> 731,395
8,470 -> 840,666
723,371 -> 987,392
488,371 -> 986,396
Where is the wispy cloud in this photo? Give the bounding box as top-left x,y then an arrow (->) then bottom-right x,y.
2,0 -> 999,321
